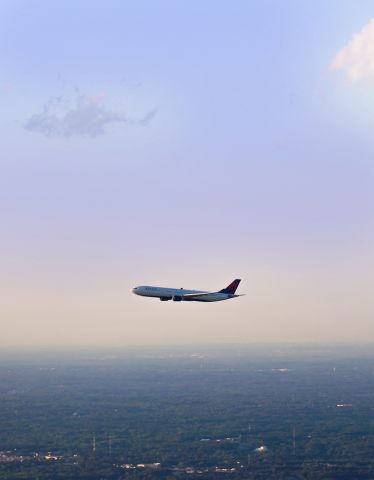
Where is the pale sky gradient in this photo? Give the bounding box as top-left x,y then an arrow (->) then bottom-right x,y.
1,0 -> 374,346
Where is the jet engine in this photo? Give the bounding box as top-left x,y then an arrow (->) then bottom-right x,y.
172,295 -> 183,302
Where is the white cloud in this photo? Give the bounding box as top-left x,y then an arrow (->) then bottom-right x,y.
330,18 -> 374,82
25,93 -> 157,138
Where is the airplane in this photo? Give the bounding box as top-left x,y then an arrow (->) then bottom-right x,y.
131,279 -> 243,302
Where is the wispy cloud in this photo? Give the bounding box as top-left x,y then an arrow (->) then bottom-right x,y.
25,93 -> 157,138
139,108 -> 158,126
330,18 -> 374,82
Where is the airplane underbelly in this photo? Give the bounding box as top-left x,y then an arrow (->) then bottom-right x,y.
185,294 -> 226,302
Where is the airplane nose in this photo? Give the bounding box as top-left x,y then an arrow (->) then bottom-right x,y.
131,287 -> 137,294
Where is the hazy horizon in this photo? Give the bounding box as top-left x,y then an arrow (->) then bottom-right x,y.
2,1 -> 374,347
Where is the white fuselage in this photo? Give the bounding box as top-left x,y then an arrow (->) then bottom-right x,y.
131,286 -> 236,302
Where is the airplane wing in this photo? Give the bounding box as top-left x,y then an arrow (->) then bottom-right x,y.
182,292 -> 246,298
182,292 -> 214,298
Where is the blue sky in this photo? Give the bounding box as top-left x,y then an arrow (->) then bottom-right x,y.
1,1 -> 374,346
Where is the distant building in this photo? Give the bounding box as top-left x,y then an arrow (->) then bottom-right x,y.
135,463 -> 160,469
44,453 -> 62,461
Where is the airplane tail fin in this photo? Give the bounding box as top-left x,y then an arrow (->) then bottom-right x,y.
219,279 -> 241,294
